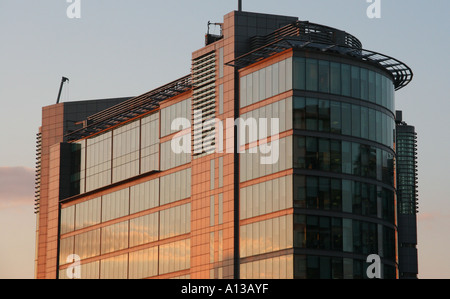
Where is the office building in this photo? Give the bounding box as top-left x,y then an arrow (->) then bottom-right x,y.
395,111 -> 419,279
35,7 -> 414,279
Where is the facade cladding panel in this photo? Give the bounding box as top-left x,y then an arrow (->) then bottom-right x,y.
35,10 -> 414,279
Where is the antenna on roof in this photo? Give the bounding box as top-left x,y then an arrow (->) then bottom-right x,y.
238,0 -> 243,11
56,76 -> 69,104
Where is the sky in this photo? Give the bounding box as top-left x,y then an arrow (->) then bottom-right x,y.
0,0 -> 449,279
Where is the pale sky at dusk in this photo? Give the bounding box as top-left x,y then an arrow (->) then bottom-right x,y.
0,0 -> 449,279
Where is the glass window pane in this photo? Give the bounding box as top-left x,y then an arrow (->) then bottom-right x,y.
376,110 -> 382,143
352,143 -> 361,176
341,103 -> 351,135
259,68 -> 266,101
375,73 -> 382,105
360,68 -> 368,100
306,98 -> 318,131
351,105 -> 361,138
330,62 -> 341,95
253,70 -> 260,103
368,71 -> 376,103
319,60 -> 330,93
341,64 -> 351,96
286,57 -> 293,91
293,97 -> 306,130
318,100 -> 330,132
330,140 -> 341,173
306,59 -> 318,91
351,66 -> 360,99
342,141 -> 352,174
318,139 -> 330,172
293,57 -> 306,90
266,65 -> 273,98
330,101 -> 341,134
369,109 -> 376,141
279,59 -> 286,93
273,62 -> 279,96
361,107 -> 369,139
382,76 -> 388,108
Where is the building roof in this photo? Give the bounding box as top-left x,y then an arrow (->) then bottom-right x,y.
65,75 -> 192,142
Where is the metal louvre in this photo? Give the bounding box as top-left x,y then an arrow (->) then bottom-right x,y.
192,51 -> 217,157
227,36 -> 413,91
65,75 -> 192,142
35,132 -> 42,214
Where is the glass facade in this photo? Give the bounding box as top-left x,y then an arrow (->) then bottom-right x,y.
238,54 -> 397,279
73,99 -> 191,194
60,167 -> 192,279
293,97 -> 395,150
60,47 -> 399,279
240,58 -> 293,108
293,57 -> 395,113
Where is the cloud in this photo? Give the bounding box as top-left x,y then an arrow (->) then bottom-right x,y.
0,167 -> 35,209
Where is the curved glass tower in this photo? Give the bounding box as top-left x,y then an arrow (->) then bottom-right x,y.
235,17 -> 412,279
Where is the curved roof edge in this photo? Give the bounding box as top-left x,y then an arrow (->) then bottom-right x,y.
227,37 -> 413,91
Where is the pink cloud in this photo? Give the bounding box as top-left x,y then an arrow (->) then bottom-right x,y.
0,167 -> 35,209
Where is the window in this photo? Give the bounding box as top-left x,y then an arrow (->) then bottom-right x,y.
293,97 -> 306,130
360,68 -> 368,100
318,100 -> 330,132
361,107 -> 369,139
342,141 -> 352,174
330,62 -> 341,95
306,59 -> 318,91
293,57 -> 306,90
318,60 -> 330,93
368,71 -> 376,103
330,101 -> 341,134
341,64 -> 351,96
306,98 -> 318,131
351,66 -> 360,98
351,105 -> 361,138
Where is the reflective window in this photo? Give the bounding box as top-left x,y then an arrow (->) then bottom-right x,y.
59,237 -> 74,266
75,197 -> 101,230
319,60 -> 330,93
240,136 -> 292,182
240,215 -> 293,258
330,62 -> 341,95
60,206 -> 75,234
240,175 -> 293,220
160,203 -> 191,239
129,247 -> 158,279
100,254 -> 128,279
101,221 -> 129,254
161,98 -> 191,138
129,213 -> 159,247
240,58 -> 293,108
85,132 -> 112,192
241,255 -> 293,279
159,239 -> 190,275
160,168 -> 191,205
74,229 -> 101,260
293,97 -> 395,149
306,59 -> 318,91
130,178 -> 159,214
140,112 -> 159,173
112,120 -> 140,183
102,188 -> 129,222
293,58 -> 395,112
